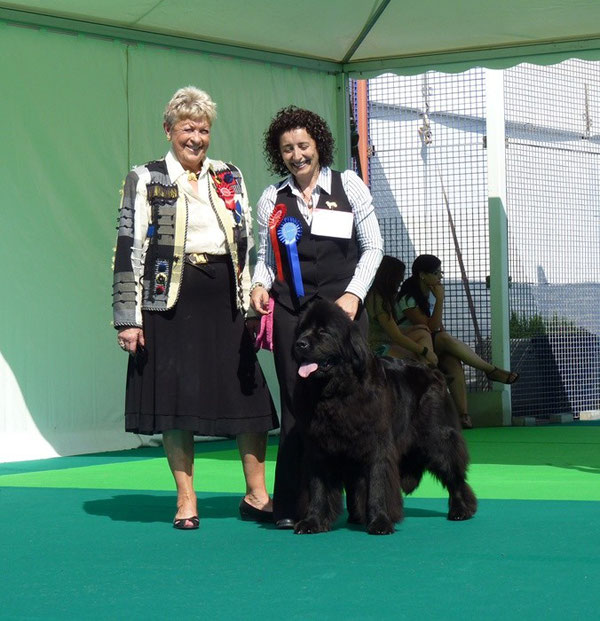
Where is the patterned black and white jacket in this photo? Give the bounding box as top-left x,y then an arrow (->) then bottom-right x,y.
112,150 -> 254,329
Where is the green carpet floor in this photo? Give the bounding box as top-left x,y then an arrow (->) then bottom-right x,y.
1,424 -> 599,620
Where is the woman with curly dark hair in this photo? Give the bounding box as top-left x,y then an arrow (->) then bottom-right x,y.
250,106 -> 383,529
263,106 -> 335,177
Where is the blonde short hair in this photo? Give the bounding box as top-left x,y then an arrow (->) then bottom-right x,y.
163,86 -> 217,128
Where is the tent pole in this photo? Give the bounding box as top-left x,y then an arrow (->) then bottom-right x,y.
486,68 -> 513,425
355,80 -> 370,185
335,72 -> 351,169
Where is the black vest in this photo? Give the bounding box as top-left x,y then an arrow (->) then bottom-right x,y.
271,170 -> 359,312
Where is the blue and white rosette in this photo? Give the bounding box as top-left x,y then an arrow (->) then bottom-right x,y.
234,200 -> 242,224
277,217 -> 304,297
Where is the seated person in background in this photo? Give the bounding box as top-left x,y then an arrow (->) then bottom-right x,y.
397,254 -> 519,429
365,255 -> 438,367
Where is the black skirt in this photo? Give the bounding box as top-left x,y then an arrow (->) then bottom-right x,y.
125,260 -> 278,436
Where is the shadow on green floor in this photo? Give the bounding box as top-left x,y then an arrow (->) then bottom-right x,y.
82,491 -> 447,525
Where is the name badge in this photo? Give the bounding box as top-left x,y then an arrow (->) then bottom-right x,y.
311,208 -> 353,239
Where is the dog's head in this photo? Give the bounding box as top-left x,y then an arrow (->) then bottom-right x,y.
294,299 -> 371,380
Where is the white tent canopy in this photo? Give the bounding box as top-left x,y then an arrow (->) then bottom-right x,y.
3,0 -> 600,74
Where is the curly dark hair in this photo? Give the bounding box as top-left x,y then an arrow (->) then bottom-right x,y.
263,106 -> 335,177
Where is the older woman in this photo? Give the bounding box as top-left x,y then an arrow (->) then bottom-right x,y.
250,106 -> 383,528
112,86 -> 278,529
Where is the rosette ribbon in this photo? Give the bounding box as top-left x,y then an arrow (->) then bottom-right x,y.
213,170 -> 241,223
277,217 -> 304,297
233,200 -> 242,224
269,203 -> 287,281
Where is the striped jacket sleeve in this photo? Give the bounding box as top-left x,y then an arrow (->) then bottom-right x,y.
112,168 -> 149,329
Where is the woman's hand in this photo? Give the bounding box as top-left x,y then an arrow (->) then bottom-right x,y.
117,327 -> 145,355
422,348 -> 439,367
335,292 -> 360,320
250,285 -> 271,315
430,283 -> 445,300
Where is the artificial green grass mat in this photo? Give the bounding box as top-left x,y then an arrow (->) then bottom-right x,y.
0,486 -> 598,620
1,424 -> 599,501
2,426 -> 599,620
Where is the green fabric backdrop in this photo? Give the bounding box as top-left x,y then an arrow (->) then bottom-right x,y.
0,21 -> 339,461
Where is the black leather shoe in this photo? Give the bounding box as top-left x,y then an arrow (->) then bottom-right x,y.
238,499 -> 273,523
275,518 -> 295,529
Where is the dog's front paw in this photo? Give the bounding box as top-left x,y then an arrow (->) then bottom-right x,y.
367,514 -> 395,535
294,518 -> 328,534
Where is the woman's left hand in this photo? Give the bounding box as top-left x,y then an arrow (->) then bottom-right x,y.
335,292 -> 360,320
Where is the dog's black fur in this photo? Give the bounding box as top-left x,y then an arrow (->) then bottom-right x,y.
293,299 -> 477,535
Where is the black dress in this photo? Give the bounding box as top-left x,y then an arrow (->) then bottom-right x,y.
125,260 -> 278,436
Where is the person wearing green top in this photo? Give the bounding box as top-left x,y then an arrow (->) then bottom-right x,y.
365,255 -> 438,367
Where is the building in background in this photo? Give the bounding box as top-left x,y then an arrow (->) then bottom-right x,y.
355,60 -> 600,421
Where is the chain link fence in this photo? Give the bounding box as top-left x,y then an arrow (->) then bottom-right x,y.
505,60 -> 600,420
358,61 -> 600,419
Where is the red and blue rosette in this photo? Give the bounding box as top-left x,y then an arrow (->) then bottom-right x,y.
213,170 -> 241,224
269,203 -> 287,281
277,217 -> 304,297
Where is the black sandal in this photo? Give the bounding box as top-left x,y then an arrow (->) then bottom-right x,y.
173,516 -> 199,530
485,367 -> 519,384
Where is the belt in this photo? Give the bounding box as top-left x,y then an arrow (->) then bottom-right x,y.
184,253 -> 230,266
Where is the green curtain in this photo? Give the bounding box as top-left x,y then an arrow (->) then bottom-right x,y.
1,23 -> 128,459
126,43 -> 339,201
0,21 -> 339,460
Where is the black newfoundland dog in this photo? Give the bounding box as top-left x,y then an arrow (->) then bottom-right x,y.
293,299 -> 477,535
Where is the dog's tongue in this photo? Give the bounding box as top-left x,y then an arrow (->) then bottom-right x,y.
298,362 -> 318,378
